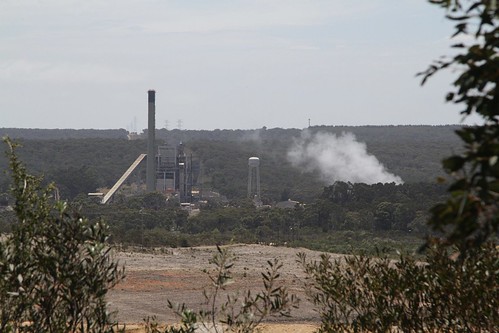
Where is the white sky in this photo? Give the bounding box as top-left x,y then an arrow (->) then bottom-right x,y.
0,0 -> 481,131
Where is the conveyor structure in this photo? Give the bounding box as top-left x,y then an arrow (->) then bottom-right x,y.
101,154 -> 147,204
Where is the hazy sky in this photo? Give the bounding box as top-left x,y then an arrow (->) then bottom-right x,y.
0,0 -> 480,131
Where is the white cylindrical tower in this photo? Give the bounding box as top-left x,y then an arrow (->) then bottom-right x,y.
248,157 -> 261,199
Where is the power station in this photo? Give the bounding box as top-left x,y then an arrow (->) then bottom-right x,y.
97,90 -> 270,208
100,90 -> 198,204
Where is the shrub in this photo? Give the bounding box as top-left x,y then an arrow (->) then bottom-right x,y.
0,138 -> 124,332
299,244 -> 498,332
420,0 -> 499,253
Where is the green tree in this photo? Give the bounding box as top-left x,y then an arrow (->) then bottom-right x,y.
0,138 -> 124,332
142,192 -> 168,210
420,0 -> 499,252
374,202 -> 394,231
47,165 -> 99,200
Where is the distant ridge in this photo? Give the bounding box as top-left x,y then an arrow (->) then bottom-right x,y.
1,125 -> 463,141
0,128 -> 128,140
0,125 -> 464,201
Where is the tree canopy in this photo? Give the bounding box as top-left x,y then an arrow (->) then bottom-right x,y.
421,0 -> 499,252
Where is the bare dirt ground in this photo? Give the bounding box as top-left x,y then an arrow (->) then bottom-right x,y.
108,244 -> 342,332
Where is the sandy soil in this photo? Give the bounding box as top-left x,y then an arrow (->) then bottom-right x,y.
108,244 -> 341,332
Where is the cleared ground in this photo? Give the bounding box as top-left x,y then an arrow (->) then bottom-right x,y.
108,244 -> 340,332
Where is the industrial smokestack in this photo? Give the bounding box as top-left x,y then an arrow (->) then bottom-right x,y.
146,90 -> 156,192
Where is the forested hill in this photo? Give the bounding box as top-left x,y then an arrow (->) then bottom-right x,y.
156,125 -> 461,145
0,125 -> 462,202
0,128 -> 128,140
1,125 -> 461,143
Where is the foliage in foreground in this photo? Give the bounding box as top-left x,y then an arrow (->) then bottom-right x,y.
144,246 -> 299,333
299,244 -> 498,332
0,138 -> 124,332
420,0 -> 499,252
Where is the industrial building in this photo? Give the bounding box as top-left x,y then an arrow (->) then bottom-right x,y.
99,90 -> 199,204
156,142 -> 198,203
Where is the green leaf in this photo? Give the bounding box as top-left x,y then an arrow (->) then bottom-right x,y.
443,156 -> 466,172
448,179 -> 468,192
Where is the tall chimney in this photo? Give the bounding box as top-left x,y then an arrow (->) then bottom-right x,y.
146,90 -> 156,192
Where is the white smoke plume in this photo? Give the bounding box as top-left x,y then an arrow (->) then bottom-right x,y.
287,131 -> 403,184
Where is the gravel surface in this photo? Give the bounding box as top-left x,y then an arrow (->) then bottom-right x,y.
108,244 -> 342,327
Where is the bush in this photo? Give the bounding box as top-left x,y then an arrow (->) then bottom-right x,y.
299,244 -> 498,332
0,138 -> 124,332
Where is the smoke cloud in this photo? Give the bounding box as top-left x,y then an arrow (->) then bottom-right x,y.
287,131 -> 403,184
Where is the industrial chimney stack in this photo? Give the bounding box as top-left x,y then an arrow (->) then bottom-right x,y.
146,90 -> 156,192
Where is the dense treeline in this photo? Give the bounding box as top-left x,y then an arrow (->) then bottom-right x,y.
312,181 -> 446,233
1,125 -> 460,203
0,128 -> 128,140
47,181 -> 446,254
0,138 -> 148,200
